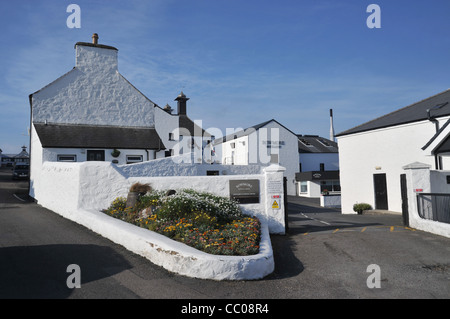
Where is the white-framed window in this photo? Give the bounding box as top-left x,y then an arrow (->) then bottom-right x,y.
320,180 -> 341,193
57,155 -> 77,162
126,155 -> 143,164
300,181 -> 308,193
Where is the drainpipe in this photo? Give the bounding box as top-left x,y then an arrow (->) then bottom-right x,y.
427,102 -> 449,170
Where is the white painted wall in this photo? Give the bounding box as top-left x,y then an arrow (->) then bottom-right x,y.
31,44 -> 155,128
34,161 -> 277,279
403,163 -> 450,238
42,147 -> 153,165
154,107 -> 180,159
34,161 -> 286,234
118,153 -> 263,177
337,117 -> 450,214
218,121 -> 299,195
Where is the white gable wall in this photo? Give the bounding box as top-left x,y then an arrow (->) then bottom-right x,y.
338,117 -> 450,214
218,121 -> 299,195
31,45 -> 155,128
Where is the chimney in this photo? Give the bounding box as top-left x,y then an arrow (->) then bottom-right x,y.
163,104 -> 173,114
92,33 -> 99,45
175,91 -> 189,115
329,109 -> 336,142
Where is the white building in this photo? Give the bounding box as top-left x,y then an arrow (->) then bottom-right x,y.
29,34 -> 210,198
296,135 -> 339,197
214,119 -> 299,195
336,89 -> 450,214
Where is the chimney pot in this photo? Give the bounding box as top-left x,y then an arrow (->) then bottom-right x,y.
92,33 -> 99,45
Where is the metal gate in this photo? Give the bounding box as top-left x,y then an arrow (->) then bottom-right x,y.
416,193 -> 450,224
400,174 -> 409,226
283,177 -> 289,234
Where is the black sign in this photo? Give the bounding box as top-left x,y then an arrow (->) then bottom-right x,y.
229,180 -> 260,204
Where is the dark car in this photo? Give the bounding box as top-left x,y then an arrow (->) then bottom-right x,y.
12,164 -> 30,180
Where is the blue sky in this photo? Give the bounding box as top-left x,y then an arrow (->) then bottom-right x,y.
0,0 -> 449,154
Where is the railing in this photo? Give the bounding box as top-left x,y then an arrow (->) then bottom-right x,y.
416,193 -> 450,224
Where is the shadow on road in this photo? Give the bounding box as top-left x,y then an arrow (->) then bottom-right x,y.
0,244 -> 132,299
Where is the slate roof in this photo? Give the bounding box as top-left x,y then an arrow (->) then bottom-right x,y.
214,119 -> 296,144
34,123 -> 165,150
336,89 -> 450,137
297,135 -> 338,153
179,115 -> 211,137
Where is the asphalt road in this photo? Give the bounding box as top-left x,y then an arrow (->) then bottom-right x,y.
0,167 -> 449,301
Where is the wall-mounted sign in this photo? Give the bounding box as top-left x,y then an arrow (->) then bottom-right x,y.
267,179 -> 283,194
414,189 -> 424,193
229,179 -> 260,204
262,140 -> 285,149
272,200 -> 280,209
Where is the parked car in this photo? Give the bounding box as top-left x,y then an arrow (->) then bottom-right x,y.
12,164 -> 30,180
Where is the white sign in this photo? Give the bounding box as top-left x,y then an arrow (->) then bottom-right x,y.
267,179 -> 283,194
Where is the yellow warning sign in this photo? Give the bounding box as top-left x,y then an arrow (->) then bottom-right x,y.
272,200 -> 280,209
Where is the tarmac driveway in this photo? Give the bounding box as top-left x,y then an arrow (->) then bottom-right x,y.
0,167 -> 449,300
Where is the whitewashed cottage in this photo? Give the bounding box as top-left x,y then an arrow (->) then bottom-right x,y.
29,34 -> 209,197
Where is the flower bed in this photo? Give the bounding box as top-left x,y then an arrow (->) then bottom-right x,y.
102,189 -> 261,256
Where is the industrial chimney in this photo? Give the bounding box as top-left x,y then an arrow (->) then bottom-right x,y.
329,109 -> 336,142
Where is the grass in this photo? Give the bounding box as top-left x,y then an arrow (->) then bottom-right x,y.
102,189 -> 261,256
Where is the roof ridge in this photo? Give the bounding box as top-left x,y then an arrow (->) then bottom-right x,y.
336,89 -> 450,137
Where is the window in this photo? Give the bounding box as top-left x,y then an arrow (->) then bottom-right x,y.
320,163 -> 325,171
87,150 -> 105,161
169,133 -> 175,141
230,142 -> 235,149
57,155 -> 77,162
320,180 -> 341,193
299,138 -> 313,146
300,181 -> 308,193
126,155 -> 143,164
318,139 -> 332,147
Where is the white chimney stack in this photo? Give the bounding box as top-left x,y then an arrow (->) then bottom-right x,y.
330,109 -> 336,142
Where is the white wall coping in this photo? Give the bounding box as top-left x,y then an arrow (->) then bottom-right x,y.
63,207 -> 275,280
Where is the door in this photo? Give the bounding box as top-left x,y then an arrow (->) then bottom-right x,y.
373,173 -> 388,210
400,174 -> 409,226
87,150 -> 105,161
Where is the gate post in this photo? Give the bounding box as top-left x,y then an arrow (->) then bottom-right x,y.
402,162 -> 431,229
263,164 -> 286,235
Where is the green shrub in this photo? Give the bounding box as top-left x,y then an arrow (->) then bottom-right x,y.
353,203 -> 373,214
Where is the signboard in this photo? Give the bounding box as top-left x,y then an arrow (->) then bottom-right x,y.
267,179 -> 283,194
229,180 -> 260,204
272,200 -> 280,209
